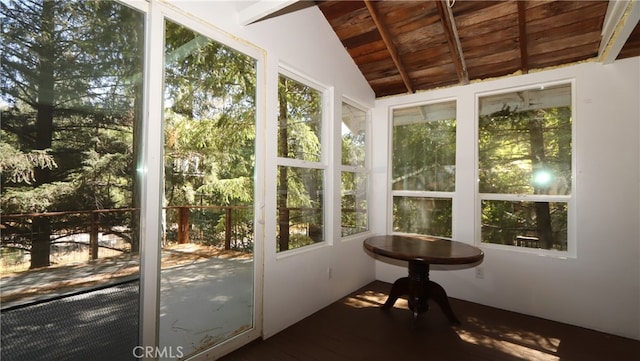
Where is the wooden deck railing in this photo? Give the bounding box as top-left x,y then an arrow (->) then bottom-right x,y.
2,208 -> 137,261
163,205 -> 252,250
2,204 -> 364,263
1,205 -> 253,262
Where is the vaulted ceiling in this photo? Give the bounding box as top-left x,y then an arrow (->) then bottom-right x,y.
240,0 -> 640,98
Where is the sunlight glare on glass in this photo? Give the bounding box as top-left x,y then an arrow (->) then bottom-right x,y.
534,170 -> 552,185
341,122 -> 351,136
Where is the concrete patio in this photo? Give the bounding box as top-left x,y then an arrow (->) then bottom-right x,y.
1,252 -> 253,360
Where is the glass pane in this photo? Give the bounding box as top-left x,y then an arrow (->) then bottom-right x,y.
481,200 -> 568,250
478,84 -> 572,195
277,166 -> 324,252
162,19 -> 256,359
341,171 -> 368,236
342,102 -> 366,167
392,101 -> 456,192
277,75 -> 322,161
1,1 -> 143,359
393,196 -> 452,237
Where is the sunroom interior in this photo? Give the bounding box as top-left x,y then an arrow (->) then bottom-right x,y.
1,0 -> 639,360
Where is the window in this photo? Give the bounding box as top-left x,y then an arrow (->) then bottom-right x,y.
276,71 -> 326,252
391,100 -> 456,237
478,83 -> 572,251
341,101 -> 368,237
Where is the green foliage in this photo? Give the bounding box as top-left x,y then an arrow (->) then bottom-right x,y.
161,20 -> 259,250
0,140 -> 57,185
393,196 -> 452,237
1,0 -> 144,265
342,133 -> 365,166
478,88 -> 572,249
163,20 -> 257,213
392,118 -> 456,192
277,166 -> 314,208
478,106 -> 572,195
277,76 -> 322,161
277,234 -> 315,252
391,105 -> 456,237
2,181 -> 74,214
481,200 -> 568,250
340,171 -> 367,236
198,177 -> 253,205
1,0 -> 143,210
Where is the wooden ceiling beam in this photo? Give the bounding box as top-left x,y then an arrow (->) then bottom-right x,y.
435,0 -> 468,85
363,0 -> 414,94
517,1 -> 529,74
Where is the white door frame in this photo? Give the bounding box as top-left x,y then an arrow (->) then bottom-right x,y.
132,1 -> 265,359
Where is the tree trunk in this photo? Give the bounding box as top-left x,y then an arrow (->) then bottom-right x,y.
528,112 -> 553,249
31,1 -> 56,269
277,80 -> 290,251
31,216 -> 51,268
307,171 -> 323,243
534,201 -> 554,249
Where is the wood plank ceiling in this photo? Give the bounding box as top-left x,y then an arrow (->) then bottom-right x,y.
316,0 -> 640,98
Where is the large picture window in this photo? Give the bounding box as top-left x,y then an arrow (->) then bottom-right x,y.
276,71 -> 326,252
341,101 -> 368,237
391,100 -> 456,237
478,83 -> 572,251
1,1 -> 144,359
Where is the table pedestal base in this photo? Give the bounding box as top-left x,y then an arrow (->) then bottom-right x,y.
381,261 -> 460,324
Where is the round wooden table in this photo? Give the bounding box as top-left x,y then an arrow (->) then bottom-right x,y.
364,234 -> 484,324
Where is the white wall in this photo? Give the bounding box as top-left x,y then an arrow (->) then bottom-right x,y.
372,58 -> 640,340
167,1 -> 377,339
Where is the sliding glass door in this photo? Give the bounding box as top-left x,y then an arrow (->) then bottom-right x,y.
158,17 -> 260,360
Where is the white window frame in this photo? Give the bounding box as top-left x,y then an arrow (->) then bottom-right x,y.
339,97 -> 371,240
388,98 -> 457,238
275,65 -> 332,257
474,79 -> 577,258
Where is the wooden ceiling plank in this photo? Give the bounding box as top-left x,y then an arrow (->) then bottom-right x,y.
316,0 -> 364,21
342,29 -> 382,50
435,0 -> 469,85
529,31 -> 603,55
528,16 -> 604,40
454,1 -> 516,28
529,42 -> 602,68
317,0 -> 637,98
618,21 -> 640,59
526,3 -> 607,36
363,0 -> 414,94
517,1 -> 529,74
526,1 -> 607,23
460,28 -> 519,50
